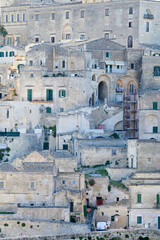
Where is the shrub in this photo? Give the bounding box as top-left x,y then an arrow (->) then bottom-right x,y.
17,221 -> 20,224
88,237 -> 92,240
79,237 -> 83,240
21,223 -> 26,227
108,185 -> 111,192
37,225 -> 39,227
4,223 -> 8,227
110,133 -> 120,139
105,160 -> 110,165
96,168 -> 108,177
138,237 -> 149,240
30,225 -> 33,229
125,234 -> 129,238
71,237 -> 75,239
88,179 -> 95,186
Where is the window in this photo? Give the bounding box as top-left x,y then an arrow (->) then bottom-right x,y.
72,180 -> 76,185
0,181 -> 4,189
43,142 -> 49,150
101,212 -> 104,216
129,21 -> 132,28
6,15 -> 8,23
35,37 -> 39,43
130,84 -> 134,93
104,33 -> 109,40
63,144 -> 68,150
52,13 -> 55,20
157,194 -> 160,204
111,216 -> 114,221
17,14 -> 20,22
66,34 -> 71,40
128,35 -> 133,48
66,12 -> 69,19
81,10 -> 84,18
16,36 -> 20,45
9,51 -> 14,57
0,52 -> 4,57
29,181 -> 35,190
7,37 -> 12,45
154,66 -> 160,77
27,89 -> 32,101
30,73 -> 34,78
137,216 -> 142,224
129,7 -> 133,14
7,110 -> 9,118
6,52 -> 8,57
153,102 -> 158,110
137,194 -> 141,203
46,107 -> 51,113
35,14 -> 39,21
51,37 -> 55,43
23,13 -> 25,22
148,158 -> 151,163
146,22 -> 149,32
62,60 -> 65,68
105,9 -> 109,16
55,61 -> 58,68
112,149 -> 116,156
59,89 -> 66,98
80,35 -> 85,40
153,126 -> 158,133
62,180 -> 65,184
46,89 -> 53,101
29,60 -> 33,66
117,65 -> 120,69
106,52 -> 109,58
131,63 -> 134,69
11,15 -> 14,22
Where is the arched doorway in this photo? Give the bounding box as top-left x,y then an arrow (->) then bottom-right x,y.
98,81 -> 107,102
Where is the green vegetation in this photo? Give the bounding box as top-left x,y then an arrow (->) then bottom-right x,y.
0,212 -> 14,214
0,26 -> 8,37
109,133 -> 120,139
88,179 -> 95,186
88,237 -> 92,240
138,237 -> 150,240
95,168 -> 108,177
108,185 -> 111,192
71,237 -> 75,239
21,223 -> 26,227
109,180 -> 128,191
17,221 -> 20,224
125,234 -> 129,238
30,225 -> 33,229
4,223 -> 9,227
110,237 -> 121,240
79,237 -> 83,240
0,147 -> 10,161
49,125 -> 56,137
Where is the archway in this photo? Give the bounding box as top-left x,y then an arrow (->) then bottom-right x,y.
114,121 -> 123,131
98,81 -> 107,102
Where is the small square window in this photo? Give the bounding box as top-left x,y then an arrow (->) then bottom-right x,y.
30,73 -> 34,78
148,158 -> 151,163
30,181 -> 35,190
112,149 -> 116,156
131,63 -> 134,69
80,35 -> 85,40
137,216 -> 142,224
35,37 -> 39,43
101,212 -> 104,216
66,12 -> 69,19
153,102 -> 158,110
105,9 -> 109,16
104,33 -> 109,40
129,7 -> 133,14
129,21 -> 132,28
62,180 -> 65,184
117,65 -> 120,69
153,126 -> 158,133
81,10 -> 84,18
0,181 -> 4,189
72,180 -> 76,185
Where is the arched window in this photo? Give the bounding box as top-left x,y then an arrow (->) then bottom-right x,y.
9,51 -> 15,57
0,52 -> 4,57
154,66 -> 160,77
128,36 -> 133,48
46,107 -> 51,114
144,9 -> 153,19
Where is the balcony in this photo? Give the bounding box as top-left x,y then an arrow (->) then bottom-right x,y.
153,203 -> 160,208
143,14 -> 154,19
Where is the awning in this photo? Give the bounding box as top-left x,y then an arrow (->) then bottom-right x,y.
105,60 -> 125,66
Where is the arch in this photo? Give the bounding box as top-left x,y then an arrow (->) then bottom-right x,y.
92,74 -> 96,81
128,36 -> 133,48
127,80 -> 138,93
118,75 -> 138,93
97,74 -> 111,102
144,114 -> 158,133
114,121 -> 123,131
116,79 -> 123,88
98,81 -> 107,102
62,24 -> 72,40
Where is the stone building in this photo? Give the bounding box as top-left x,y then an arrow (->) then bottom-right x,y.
0,151 -> 86,223
129,172 -> 160,229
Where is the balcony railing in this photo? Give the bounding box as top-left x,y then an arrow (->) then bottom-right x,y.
143,14 -> 154,19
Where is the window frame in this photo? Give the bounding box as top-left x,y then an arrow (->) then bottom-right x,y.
137,193 -> 141,203
153,102 -> 158,110
66,11 -> 70,19
81,10 -> 85,18
129,7 -> 133,15
105,9 -> 109,16
29,181 -> 36,190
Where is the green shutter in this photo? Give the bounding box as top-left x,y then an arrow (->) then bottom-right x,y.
43,142 -> 49,150
137,216 -> 142,224
50,90 -> 53,101
137,194 -> 141,203
46,89 -> 49,101
64,90 -> 66,97
106,52 -> 109,58
59,90 -> 61,97
27,89 -> 32,101
46,89 -> 53,101
63,144 -> 68,150
153,102 -> 158,110
46,107 -> 51,113
153,126 -> 158,133
83,205 -> 87,217
157,194 -> 160,204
